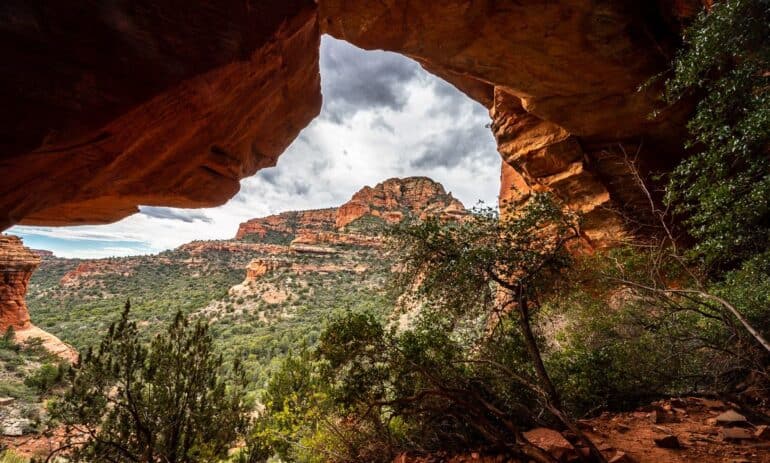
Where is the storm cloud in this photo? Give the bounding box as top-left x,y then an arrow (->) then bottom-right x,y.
320,37 -> 421,122
411,122 -> 495,170
139,207 -> 213,223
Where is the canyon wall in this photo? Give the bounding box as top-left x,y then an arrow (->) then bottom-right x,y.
0,236 -> 40,331
1,1 -> 704,232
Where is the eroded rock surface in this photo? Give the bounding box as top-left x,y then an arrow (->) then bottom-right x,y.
236,208 -> 337,241
60,261 -> 136,287
0,235 -> 40,331
1,0 -> 321,229
1,1 -> 705,237
237,177 -> 465,241
0,236 -> 76,362
336,177 -> 465,228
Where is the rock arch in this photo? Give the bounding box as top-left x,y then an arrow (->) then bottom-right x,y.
0,0 -> 701,233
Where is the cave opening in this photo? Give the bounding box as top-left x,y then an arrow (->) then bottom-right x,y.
8,35 -> 501,259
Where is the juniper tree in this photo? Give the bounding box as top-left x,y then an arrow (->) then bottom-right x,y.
48,301 -> 250,463
291,194 -> 605,462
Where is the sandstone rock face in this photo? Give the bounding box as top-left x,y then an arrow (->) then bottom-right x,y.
245,259 -> 282,282
493,90 -> 628,247
335,177 -> 466,229
236,209 -> 337,241
1,1 -> 703,236
1,0 -> 321,229
291,232 -> 381,248
237,177 -> 466,241
320,0 -> 689,143
0,236 -> 41,331
233,177 -> 464,289
178,241 -> 289,257
60,261 -> 135,287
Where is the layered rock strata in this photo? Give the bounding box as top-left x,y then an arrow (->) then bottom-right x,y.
0,236 -> 40,331
237,177 -> 466,240
335,177 -> 465,228
236,209 -> 337,241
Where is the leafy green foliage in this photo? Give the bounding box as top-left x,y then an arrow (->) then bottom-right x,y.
248,195 -> 595,462
0,328 -> 67,405
23,363 -> 66,394
664,0 -> 770,271
27,249 -> 244,350
391,194 -> 577,317
246,350 -> 331,463
49,303 -> 250,463
27,235 -> 395,394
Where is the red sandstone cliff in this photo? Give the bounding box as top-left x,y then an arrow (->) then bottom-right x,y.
0,235 -> 41,331
60,261 -> 135,287
236,208 -> 337,240
0,236 -> 78,362
237,177 -> 465,241
335,177 -> 466,229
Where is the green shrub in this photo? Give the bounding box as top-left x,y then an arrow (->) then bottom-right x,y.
0,450 -> 29,463
23,363 -> 65,394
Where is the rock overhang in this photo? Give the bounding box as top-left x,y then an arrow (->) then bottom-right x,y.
0,0 -> 703,232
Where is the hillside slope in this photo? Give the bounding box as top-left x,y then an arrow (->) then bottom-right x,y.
25,177 -> 464,386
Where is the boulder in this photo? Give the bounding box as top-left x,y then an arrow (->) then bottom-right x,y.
715,410 -> 749,426
720,427 -> 755,442
523,428 -> 576,462
653,434 -> 681,449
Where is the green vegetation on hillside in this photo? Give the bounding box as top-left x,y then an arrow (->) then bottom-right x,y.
26,230 -> 395,393
28,249 -> 245,350
0,328 -> 68,442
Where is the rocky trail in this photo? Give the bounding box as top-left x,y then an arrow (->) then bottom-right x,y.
395,397 -> 770,463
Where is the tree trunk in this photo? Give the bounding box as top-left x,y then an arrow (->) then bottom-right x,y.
515,295 -> 561,407
515,293 -> 608,463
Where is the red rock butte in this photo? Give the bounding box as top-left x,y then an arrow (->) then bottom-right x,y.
236,177 -> 466,240
0,1 -> 705,234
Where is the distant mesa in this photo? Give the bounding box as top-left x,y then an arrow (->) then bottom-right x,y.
231,177 -> 466,285
31,249 -> 54,258
235,177 -> 466,242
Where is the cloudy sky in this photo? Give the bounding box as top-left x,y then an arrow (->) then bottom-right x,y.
9,37 -> 501,259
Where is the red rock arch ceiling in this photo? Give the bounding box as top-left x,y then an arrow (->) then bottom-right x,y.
0,0 -> 701,234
